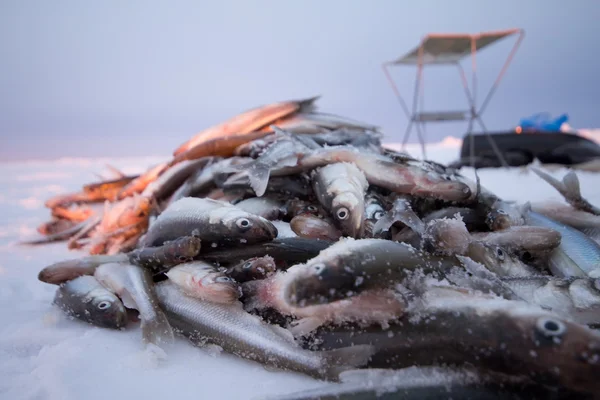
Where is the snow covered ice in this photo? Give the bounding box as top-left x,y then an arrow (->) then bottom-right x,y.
1,138 -> 600,400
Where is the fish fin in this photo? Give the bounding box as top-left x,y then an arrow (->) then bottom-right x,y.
288,317 -> 326,338
562,171 -> 582,199
247,163 -> 272,197
105,163 -> 127,179
269,324 -> 297,344
321,344 -> 376,381
141,309 -> 175,348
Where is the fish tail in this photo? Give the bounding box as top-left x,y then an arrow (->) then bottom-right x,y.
141,309 -> 175,348
247,163 -> 272,197
320,344 -> 376,381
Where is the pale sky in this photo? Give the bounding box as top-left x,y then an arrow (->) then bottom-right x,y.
1,0 -> 598,161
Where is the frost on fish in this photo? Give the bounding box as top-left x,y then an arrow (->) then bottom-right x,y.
243,274 -> 405,336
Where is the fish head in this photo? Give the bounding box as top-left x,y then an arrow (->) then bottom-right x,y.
285,255 -> 356,307
233,256 -> 277,281
486,202 -> 525,231
466,241 -> 524,276
197,272 -> 241,303
217,208 -> 278,244
507,309 -> 600,392
163,236 -> 203,264
331,193 -> 365,238
86,288 -> 128,329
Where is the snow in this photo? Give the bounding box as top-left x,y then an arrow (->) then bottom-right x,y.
1,138 -> 600,400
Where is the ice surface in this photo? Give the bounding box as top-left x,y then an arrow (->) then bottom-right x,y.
1,139 -> 600,400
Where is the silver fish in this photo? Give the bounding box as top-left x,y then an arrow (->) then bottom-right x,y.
53,275 -> 127,329
94,262 -> 174,347
531,201 -> 600,244
154,280 -> 375,380
312,162 -> 368,238
525,210 -> 600,277
139,197 -> 278,247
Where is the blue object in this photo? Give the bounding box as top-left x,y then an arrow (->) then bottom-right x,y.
518,113 -> 569,132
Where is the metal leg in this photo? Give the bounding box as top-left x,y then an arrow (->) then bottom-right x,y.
401,119 -> 414,148
414,122 -> 427,159
476,116 -> 509,168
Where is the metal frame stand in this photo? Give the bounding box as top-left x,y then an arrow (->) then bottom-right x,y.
382,29 -> 525,167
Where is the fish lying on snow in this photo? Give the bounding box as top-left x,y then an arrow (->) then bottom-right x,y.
154,280 -> 375,380
53,275 -> 127,329
94,262 -> 174,347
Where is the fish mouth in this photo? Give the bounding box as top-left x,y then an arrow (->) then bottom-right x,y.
262,220 -> 279,240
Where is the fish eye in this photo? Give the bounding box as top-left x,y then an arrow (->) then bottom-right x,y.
97,301 -> 111,310
496,247 -> 505,261
215,276 -> 232,283
336,207 -> 349,220
242,261 -> 253,269
178,256 -> 189,261
373,210 -> 385,220
307,205 -> 318,212
535,317 -> 566,338
236,218 -> 252,230
312,263 -> 326,274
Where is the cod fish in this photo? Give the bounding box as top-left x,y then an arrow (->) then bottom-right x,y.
311,162 -> 368,238
154,280 -> 375,380
95,262 -> 174,347
165,261 -> 240,303
140,197 -> 277,247
53,275 -> 127,329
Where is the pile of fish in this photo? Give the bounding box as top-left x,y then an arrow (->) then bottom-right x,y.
28,97 -> 600,399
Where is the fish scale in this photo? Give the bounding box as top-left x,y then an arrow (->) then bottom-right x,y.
155,281 -> 375,380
